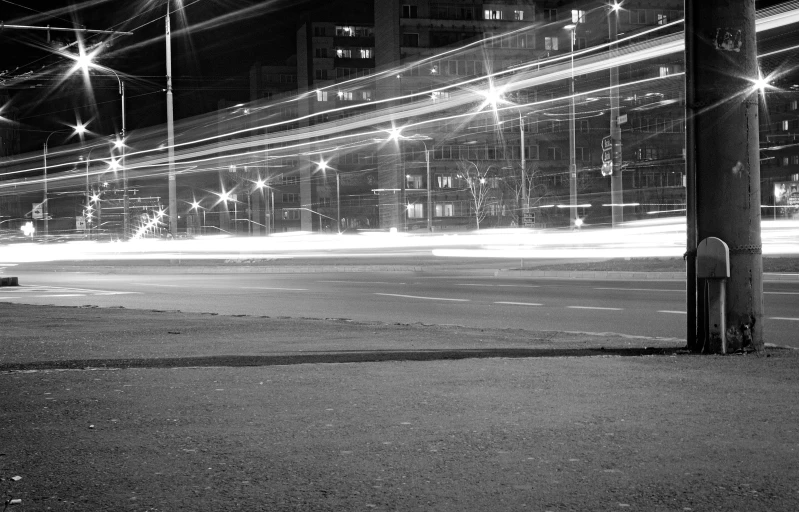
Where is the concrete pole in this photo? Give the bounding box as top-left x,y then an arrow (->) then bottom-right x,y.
426,147 -> 432,232
166,3 -> 178,237
568,27 -> 578,229
608,7 -> 623,227
336,172 -> 342,234
687,0 -> 764,352
120,80 -> 129,240
520,112 -> 526,225
42,142 -> 49,240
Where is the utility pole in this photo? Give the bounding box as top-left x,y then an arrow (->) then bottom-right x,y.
166,1 -> 178,237
686,0 -> 763,352
608,4 -> 623,227
567,26 -> 578,229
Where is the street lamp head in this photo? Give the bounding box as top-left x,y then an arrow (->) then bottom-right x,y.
610,1 -> 622,12
190,201 -> 201,210
74,122 -> 88,136
255,179 -> 266,189
114,138 -> 125,150
564,23 -> 577,31
316,158 -> 329,172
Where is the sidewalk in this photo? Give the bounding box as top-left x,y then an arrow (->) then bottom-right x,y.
1,301 -> 798,511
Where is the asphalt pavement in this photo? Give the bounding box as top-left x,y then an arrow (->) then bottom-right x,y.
2,296 -> 799,510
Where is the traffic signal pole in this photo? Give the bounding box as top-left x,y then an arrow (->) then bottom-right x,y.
608,7 -> 623,227
685,0 -> 764,352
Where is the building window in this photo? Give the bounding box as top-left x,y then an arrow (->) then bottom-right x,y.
545,37 -> 559,51
338,91 -> 354,101
358,48 -> 374,59
336,48 -> 352,58
485,9 -> 503,20
282,209 -> 300,220
402,5 -> 418,18
316,91 -> 328,102
407,203 -> 424,218
576,147 -> 588,161
360,90 -> 372,101
571,9 -> 586,24
579,120 -> 590,133
315,69 -> 328,80
435,203 -> 454,217
314,26 -> 326,37
659,65 -> 671,77
514,10 -> 524,20
792,155 -> 799,165
547,147 -> 562,160
782,157 -> 790,166
783,120 -> 791,131
402,33 -> 419,47
437,175 -> 454,188
631,9 -> 646,24
319,197 -> 332,207
406,174 -> 423,189
315,48 -> 328,58
526,145 -> 540,160
657,13 -> 668,25
282,193 -> 299,203
544,9 -> 557,22
790,100 -> 798,111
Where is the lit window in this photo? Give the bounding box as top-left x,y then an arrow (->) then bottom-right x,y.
437,175 -> 453,188
316,91 -> 328,101
545,37 -> 559,51
431,91 -> 450,101
571,10 -> 586,24
514,10 -> 524,20
657,13 -> 668,25
792,155 -> 799,165
359,48 -> 374,59
659,66 -> 671,77
435,203 -> 454,217
791,100 -> 798,111
336,48 -> 352,58
361,90 -> 372,101
406,175 -> 423,189
783,120 -> 790,131
282,209 -> 300,220
407,203 -> 424,218
336,26 -> 354,36
485,9 -> 502,20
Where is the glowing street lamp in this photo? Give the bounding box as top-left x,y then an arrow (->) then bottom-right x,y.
42,123 -> 86,240
316,158 -> 341,234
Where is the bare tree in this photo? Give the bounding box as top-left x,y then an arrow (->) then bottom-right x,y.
500,163 -> 550,227
456,160 -> 498,230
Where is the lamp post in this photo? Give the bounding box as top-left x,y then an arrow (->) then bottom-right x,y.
42,124 -> 85,240
316,159 -> 341,234
565,23 -> 578,229
74,54 -> 128,239
166,0 -> 178,238
608,1 -> 623,227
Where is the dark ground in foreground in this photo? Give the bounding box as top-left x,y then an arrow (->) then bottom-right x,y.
1,302 -> 798,511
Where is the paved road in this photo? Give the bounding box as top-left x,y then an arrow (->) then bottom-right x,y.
5,269 -> 799,348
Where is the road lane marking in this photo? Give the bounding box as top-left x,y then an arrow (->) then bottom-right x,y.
139,283 -> 182,287
659,310 -> 687,314
318,280 -> 406,285
34,294 -> 86,297
769,317 -> 799,321
567,306 -> 624,311
765,292 -> 799,295
95,292 -> 141,296
374,293 -> 469,302
241,286 -> 308,291
495,301 -> 543,306
456,284 -> 540,288
595,287 -> 682,292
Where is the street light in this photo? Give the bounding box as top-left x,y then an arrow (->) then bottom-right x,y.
42,123 -> 86,240
166,0 -> 179,238
316,158 -> 341,234
70,52 -> 129,239
565,22 -> 578,229
607,1 -> 624,227
387,130 -> 434,232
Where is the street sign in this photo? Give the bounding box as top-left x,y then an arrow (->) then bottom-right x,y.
601,136 -> 612,151
76,216 -> 86,231
601,162 -> 613,177
602,148 -> 612,163
522,208 -> 535,228
617,114 -> 628,125
32,202 -> 43,219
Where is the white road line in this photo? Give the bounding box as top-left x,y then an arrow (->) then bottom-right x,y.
567,306 -> 624,311
34,294 -> 86,297
241,287 -> 308,291
318,280 -> 405,285
457,284 -> 540,288
769,317 -> 799,321
495,301 -> 544,306
765,291 -> 799,295
595,287 -> 682,292
659,310 -> 687,314
95,292 -> 141,296
375,293 -> 469,302
139,283 -> 182,287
